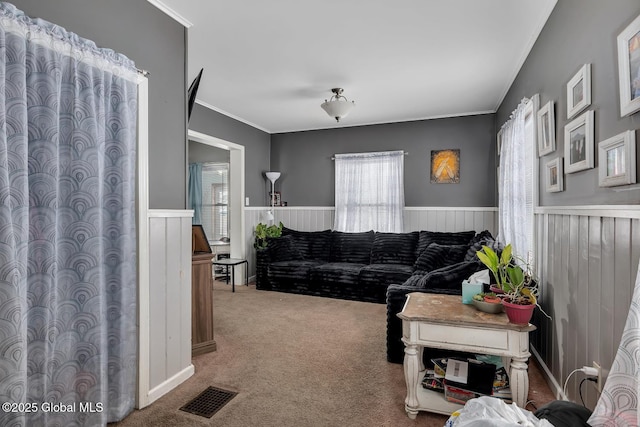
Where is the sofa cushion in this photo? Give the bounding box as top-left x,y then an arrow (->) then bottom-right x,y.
414,242 -> 469,272
268,259 -> 326,282
281,227 -> 333,261
416,230 -> 476,258
309,262 -> 364,286
266,235 -> 304,262
369,232 -> 419,265
359,263 -> 413,287
331,230 -> 375,264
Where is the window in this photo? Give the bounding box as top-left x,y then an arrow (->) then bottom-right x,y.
333,150 -> 405,232
201,163 -> 229,241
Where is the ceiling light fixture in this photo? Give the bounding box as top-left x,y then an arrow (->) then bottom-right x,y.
321,88 -> 355,122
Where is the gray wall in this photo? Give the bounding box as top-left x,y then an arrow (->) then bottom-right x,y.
498,0 -> 640,206
15,0 -> 188,210
188,141 -> 230,164
189,104 -> 271,207
271,114 -> 497,207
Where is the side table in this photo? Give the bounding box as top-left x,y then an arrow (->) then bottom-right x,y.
398,292 -> 536,418
212,258 -> 248,292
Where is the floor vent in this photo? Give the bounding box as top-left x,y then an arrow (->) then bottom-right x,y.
179,386 -> 237,418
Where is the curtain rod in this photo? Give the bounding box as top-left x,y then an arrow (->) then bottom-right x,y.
331,151 -> 408,161
136,68 -> 150,77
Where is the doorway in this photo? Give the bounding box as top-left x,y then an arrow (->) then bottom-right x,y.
187,130 -> 246,263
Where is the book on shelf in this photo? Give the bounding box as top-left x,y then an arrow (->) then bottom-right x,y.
421,370 -> 445,393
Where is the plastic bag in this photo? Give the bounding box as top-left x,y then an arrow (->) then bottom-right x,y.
445,396 -> 554,427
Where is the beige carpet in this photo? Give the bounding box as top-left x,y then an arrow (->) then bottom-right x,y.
113,280 -> 556,426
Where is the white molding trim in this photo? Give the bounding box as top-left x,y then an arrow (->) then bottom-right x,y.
195,99 -> 270,134
146,0 -> 193,27
148,209 -> 194,218
530,346 -> 566,401
535,205 -> 640,219
136,77 -> 151,409
146,364 -> 195,405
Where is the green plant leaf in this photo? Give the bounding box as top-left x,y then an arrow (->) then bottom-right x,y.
500,244 -> 512,266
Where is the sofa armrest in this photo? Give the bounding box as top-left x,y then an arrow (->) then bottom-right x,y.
385,261 -> 482,364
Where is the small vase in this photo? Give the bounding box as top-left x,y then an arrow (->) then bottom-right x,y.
501,299 -> 535,325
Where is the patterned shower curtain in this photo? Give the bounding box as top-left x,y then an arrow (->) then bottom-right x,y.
0,3 -> 138,426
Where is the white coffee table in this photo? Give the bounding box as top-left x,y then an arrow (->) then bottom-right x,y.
398,292 -> 536,418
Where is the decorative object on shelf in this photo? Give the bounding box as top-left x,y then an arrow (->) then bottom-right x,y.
564,110 -> 594,173
269,191 -> 282,206
598,130 -> 637,187
320,88 -> 355,122
537,101 -> 556,156
265,171 -> 281,222
617,13 -> 640,117
545,157 -> 564,193
430,149 -> 460,184
566,64 -> 591,119
476,244 -> 550,325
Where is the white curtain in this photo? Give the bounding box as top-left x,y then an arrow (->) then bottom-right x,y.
334,150 -> 404,232
498,98 -> 534,262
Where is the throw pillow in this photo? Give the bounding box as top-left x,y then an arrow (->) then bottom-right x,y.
414,243 -> 469,272
266,235 -> 304,262
415,230 -> 476,258
417,261 -> 482,290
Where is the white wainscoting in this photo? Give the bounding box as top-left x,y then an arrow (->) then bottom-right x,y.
244,206 -> 498,281
533,205 -> 640,408
140,210 -> 194,407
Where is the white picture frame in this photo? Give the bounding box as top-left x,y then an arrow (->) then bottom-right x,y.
545,157 -> 563,193
564,110 -> 594,173
617,14 -> 640,117
598,130 -> 636,187
537,101 -> 555,156
566,64 -> 591,119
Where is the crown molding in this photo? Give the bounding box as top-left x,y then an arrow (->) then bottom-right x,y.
147,0 -> 193,28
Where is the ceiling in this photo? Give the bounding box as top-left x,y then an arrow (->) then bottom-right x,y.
149,0 -> 557,134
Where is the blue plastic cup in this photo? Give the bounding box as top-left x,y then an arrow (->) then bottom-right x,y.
462,281 -> 483,304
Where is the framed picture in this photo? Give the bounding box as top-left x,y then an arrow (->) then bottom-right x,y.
566,64 -> 591,119
269,191 -> 282,206
497,128 -> 504,157
564,110 -> 594,174
617,14 -> 640,117
598,130 -> 636,187
430,149 -> 460,183
545,157 -> 563,193
537,101 -> 556,156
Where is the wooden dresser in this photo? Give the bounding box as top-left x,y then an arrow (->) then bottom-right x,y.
191,225 -> 216,356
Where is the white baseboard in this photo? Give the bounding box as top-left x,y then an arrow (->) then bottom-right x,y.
530,345 -> 566,401
143,364 -> 195,407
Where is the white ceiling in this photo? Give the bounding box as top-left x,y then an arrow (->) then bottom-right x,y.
150,0 -> 557,134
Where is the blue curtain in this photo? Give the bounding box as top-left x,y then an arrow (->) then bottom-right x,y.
189,163 -> 203,224
0,4 -> 138,426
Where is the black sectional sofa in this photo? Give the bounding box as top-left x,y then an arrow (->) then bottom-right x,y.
256,226 -> 498,363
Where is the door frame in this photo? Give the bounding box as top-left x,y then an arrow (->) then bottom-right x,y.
187,129 -> 246,261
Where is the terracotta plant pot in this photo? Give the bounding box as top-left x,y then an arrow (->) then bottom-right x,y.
501,298 -> 535,324
483,295 -> 501,304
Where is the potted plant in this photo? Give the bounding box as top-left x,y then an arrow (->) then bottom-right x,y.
253,221 -> 283,250
475,244 -> 549,324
